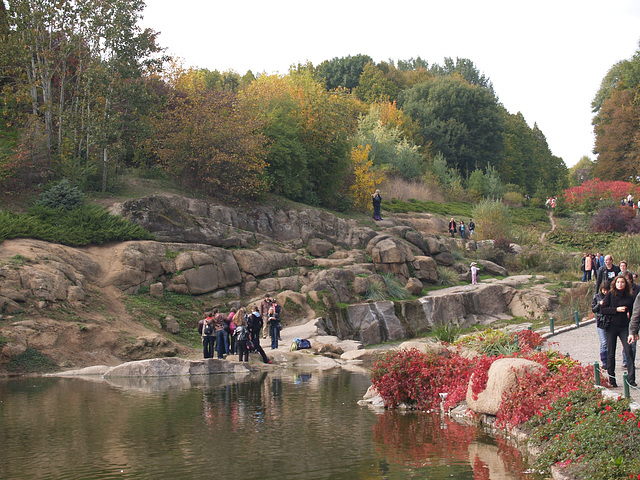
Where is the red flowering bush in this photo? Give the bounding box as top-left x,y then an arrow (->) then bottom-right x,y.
563,178 -> 639,211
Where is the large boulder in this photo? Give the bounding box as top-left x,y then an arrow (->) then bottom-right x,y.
466,358 -> 545,415
307,238 -> 334,257
232,250 -> 295,277
346,301 -> 406,345
412,256 -> 438,283
302,268 -> 355,303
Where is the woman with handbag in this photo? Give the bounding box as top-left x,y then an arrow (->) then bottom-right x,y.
601,275 -> 636,387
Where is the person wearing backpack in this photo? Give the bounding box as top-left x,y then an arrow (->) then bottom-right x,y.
198,312 -> 215,359
247,306 -> 271,364
233,310 -> 250,362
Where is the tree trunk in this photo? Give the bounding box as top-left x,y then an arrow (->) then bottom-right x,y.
102,147 -> 107,192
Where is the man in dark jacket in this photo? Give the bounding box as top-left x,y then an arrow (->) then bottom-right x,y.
596,255 -> 621,293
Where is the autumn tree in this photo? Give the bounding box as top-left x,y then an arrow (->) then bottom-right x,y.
349,144 -> 386,212
156,71 -> 268,200
241,71 -> 365,208
356,62 -> 398,104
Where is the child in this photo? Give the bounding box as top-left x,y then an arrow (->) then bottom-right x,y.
470,262 -> 479,285
233,315 -> 250,362
592,280 -> 610,369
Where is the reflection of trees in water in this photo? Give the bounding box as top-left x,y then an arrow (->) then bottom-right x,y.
372,411 -> 528,479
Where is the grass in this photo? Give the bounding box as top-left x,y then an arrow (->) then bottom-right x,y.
123,291 -> 206,347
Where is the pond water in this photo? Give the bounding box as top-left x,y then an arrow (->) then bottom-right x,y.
0,368 -> 540,480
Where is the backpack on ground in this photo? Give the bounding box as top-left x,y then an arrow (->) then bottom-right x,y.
290,338 -> 311,351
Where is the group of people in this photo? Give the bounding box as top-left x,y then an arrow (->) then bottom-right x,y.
591,254 -> 640,387
448,218 -> 475,239
197,293 -> 283,364
544,196 -> 557,209
620,193 -> 638,208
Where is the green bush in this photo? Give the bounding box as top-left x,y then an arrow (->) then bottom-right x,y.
382,198 -> 473,218
437,266 -> 457,286
0,204 -> 154,246
35,179 -> 84,210
7,347 -> 58,373
472,199 -> 512,241
608,234 -> 640,268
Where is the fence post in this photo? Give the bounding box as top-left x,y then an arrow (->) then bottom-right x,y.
594,362 -> 600,386
624,372 -> 630,399
574,310 -> 579,326
550,317 -> 554,335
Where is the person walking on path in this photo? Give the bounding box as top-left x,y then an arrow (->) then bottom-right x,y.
601,275 -> 636,387
592,281 -> 610,369
247,306 -> 271,364
459,221 -> 466,239
595,255 -> 621,293
371,189 -> 382,221
581,252 -> 593,282
468,219 -> 475,238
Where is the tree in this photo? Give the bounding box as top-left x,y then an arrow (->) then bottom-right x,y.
316,54 -> 372,91
354,103 -> 426,180
568,156 -> 594,187
156,74 -> 267,200
241,71 -> 365,207
349,144 -> 386,212
356,62 -> 398,104
592,88 -> 640,181
399,75 -> 504,176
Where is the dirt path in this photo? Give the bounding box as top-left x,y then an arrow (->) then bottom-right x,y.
539,210 -> 556,242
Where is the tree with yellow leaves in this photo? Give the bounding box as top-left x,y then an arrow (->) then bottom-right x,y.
350,144 -> 386,213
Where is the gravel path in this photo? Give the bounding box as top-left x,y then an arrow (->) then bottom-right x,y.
543,320 -> 640,403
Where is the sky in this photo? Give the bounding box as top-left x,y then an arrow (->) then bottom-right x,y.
139,0 -> 640,168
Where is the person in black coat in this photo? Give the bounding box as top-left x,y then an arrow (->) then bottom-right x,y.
601,275 -> 636,387
371,189 -> 382,221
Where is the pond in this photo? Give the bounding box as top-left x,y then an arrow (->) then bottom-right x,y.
0,368 -> 540,479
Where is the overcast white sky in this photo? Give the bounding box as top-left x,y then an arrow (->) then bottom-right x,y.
140,0 -> 640,168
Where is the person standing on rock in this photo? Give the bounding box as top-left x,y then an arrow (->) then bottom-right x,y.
212,308 -> 226,359
448,218 -> 457,238
371,189 -> 382,221
267,307 -> 279,350
470,262 -> 479,285
233,310 -> 250,362
260,294 -> 272,339
199,312 -> 215,359
601,275 -> 636,387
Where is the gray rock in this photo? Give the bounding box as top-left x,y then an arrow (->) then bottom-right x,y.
307,238 -> 334,257
165,315 -> 180,334
347,301 -> 406,345
149,282 -> 164,298
405,277 -> 423,296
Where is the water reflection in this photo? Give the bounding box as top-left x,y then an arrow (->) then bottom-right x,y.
0,370 -> 538,480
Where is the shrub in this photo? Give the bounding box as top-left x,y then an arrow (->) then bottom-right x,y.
526,389 -> 640,479
382,273 -> 410,299
472,199 -> 512,241
7,347 -> 58,373
364,278 -> 387,301
502,191 -> 523,207
608,234 -> 640,269
591,206 -> 635,233
436,266 -> 457,286
0,204 -> 154,246
429,323 -> 462,344
35,178 -> 84,210
371,348 -> 475,410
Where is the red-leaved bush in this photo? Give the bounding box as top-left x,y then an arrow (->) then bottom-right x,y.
563,178 -> 639,210
371,332 -> 596,429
